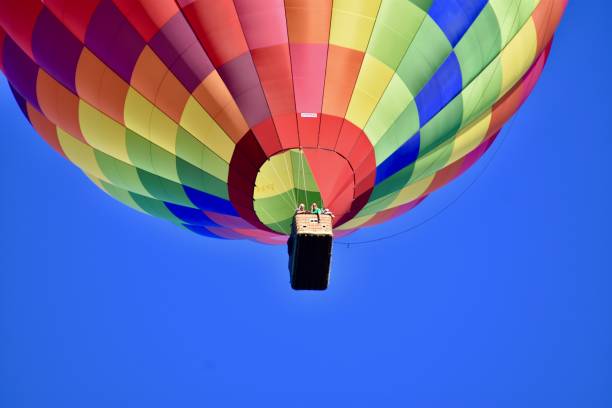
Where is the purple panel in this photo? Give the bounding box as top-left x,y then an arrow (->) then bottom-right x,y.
2,37 -> 40,110
149,13 -> 214,92
217,52 -> 270,126
32,8 -> 82,93
84,0 -> 145,82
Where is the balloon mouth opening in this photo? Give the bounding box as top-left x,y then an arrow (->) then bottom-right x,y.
253,148 -> 355,234
227,116 -> 378,235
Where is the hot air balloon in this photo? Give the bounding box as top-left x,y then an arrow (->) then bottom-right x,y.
0,0 -> 566,288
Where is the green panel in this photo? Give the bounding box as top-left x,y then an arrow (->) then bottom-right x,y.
128,191 -> 184,224
94,151 -> 149,196
125,129 -> 154,173
357,193 -> 400,217
409,0 -> 433,12
367,0 -> 427,69
369,164 -> 415,202
455,4 -> 502,87
418,97 -> 463,157
98,180 -> 145,213
364,74 -> 413,147
409,142 -> 454,183
374,103 -> 420,164
136,169 -> 196,208
395,16 -> 452,96
254,149 -> 325,234
490,0 -> 538,45
176,158 -> 229,200
289,150 -> 319,194
176,127 -> 229,182
460,59 -> 503,125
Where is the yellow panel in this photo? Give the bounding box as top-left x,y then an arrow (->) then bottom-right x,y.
79,101 -> 130,163
148,107 -> 178,154
180,96 -> 235,163
329,0 -> 382,51
124,88 -> 154,140
449,112 -> 492,164
364,74 -> 413,145
389,175 -> 434,208
500,19 -> 537,93
124,88 -> 178,154
335,213 -> 375,230
57,128 -> 107,181
254,153 -> 296,200
490,0 -> 538,45
345,55 -> 395,128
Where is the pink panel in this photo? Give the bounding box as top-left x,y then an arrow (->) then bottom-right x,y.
290,44 -> 327,113
233,0 -> 288,49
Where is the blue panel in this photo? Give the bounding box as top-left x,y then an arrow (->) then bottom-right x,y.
415,52 -> 462,125
165,202 -> 220,226
429,0 -> 488,46
375,133 -> 421,184
183,186 -> 238,215
183,224 -> 225,239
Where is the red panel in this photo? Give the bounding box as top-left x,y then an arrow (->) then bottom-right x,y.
0,0 -> 43,59
297,115 -> 319,148
180,0 -> 249,67
347,133 -> 374,172
318,114 -> 343,149
272,113 -> 300,148
250,45 -> 298,149
112,0 -> 178,41
304,148 -> 354,216
44,0 -> 100,42
334,122 -> 362,158
251,119 -> 284,157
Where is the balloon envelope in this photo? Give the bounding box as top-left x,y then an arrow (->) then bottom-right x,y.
0,0 -> 566,244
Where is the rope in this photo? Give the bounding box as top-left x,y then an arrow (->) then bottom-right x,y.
335,0 -> 540,248
336,110 -> 519,248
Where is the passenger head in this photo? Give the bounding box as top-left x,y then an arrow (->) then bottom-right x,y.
311,203 -> 318,211
298,203 -> 305,211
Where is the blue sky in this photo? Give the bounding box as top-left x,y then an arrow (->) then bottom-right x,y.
1,2 -> 611,407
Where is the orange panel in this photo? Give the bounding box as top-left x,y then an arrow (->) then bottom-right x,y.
321,45 -> 364,117
192,72 -> 249,143
532,0 -> 567,54
285,0 -> 332,44
36,70 -> 85,142
76,49 -> 129,123
130,46 -> 167,103
27,103 -> 65,157
154,71 -> 191,123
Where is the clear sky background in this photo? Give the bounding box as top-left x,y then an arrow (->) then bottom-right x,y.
1,2 -> 610,407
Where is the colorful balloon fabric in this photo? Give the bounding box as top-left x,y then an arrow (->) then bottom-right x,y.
0,0 -> 566,244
